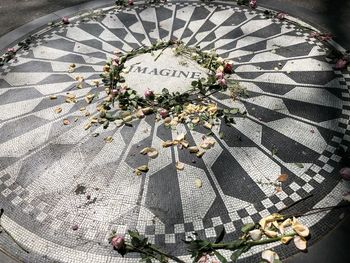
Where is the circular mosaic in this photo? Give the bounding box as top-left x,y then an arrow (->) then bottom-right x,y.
0,1 -> 349,262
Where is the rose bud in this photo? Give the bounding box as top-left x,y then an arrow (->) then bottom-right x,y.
159,109 -> 169,118
62,16 -> 70,24
128,0 -> 134,5
113,56 -> 120,64
218,78 -> 227,86
224,62 -> 233,73
249,0 -> 257,9
120,87 -> 127,94
111,236 -> 125,250
276,12 -> 286,20
335,59 -> 348,70
215,72 -> 224,79
340,167 -> 350,181
111,89 -> 119,96
7,48 -> 15,53
144,89 -> 155,100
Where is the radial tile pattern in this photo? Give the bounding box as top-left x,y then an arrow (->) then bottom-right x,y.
0,1 -> 349,262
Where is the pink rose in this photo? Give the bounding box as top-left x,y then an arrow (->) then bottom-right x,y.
276,12 -> 286,20
249,0 -> 257,9
159,109 -> 169,118
335,59 -> 348,70
62,16 -> 70,24
144,89 -> 155,100
224,62 -> 233,74
197,255 -> 209,263
218,78 -> 227,86
340,167 -> 350,181
111,89 -> 119,96
128,0 -> 134,5
111,236 -> 125,250
215,72 -> 224,79
7,48 -> 15,53
112,56 -> 120,66
120,87 -> 127,94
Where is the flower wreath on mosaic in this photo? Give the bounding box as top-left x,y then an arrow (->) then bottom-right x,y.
89,41 -> 312,263
91,40 -> 247,143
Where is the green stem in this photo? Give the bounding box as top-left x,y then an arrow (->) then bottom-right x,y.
149,245 -> 186,263
211,232 -> 296,250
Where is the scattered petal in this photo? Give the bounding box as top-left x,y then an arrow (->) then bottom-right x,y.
176,133 -> 186,141
277,173 -> 288,182
292,218 -> 310,237
264,229 -> 278,238
249,229 -> 262,241
195,178 -> 202,188
54,107 -> 62,114
72,225 -> 79,231
63,119 -> 70,125
189,146 -> 199,153
340,167 -> 350,180
343,192 -> 350,202
104,136 -> 113,143
203,122 -> 212,129
294,235 -> 307,250
281,236 -> 293,244
136,165 -> 149,173
49,95 -> 57,100
84,122 -> 92,130
84,94 -> 95,104
176,161 -> 185,170
140,147 -> 158,159
196,151 -> 205,158
162,140 -> 173,147
261,250 -> 279,263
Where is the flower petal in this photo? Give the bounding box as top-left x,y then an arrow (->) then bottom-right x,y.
261,250 -> 279,263
249,229 -> 262,241
294,235 -> 307,250
281,236 -> 293,244
264,230 -> 278,238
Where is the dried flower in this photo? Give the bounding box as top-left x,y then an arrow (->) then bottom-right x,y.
218,78 -> 227,86
249,0 -> 257,9
111,89 -> 119,97
294,235 -> 307,250
261,250 -> 279,263
224,62 -> 233,73
144,89 -> 155,100
111,236 -> 125,250
215,72 -> 224,79
159,109 -> 169,118
62,16 -> 70,24
340,167 -> 350,180
335,59 -> 348,70
291,217 -> 310,237
276,12 -> 286,20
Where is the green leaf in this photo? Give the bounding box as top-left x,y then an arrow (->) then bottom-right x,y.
191,81 -> 198,87
219,131 -> 224,139
215,227 -> 226,243
230,108 -> 239,115
230,248 -> 244,262
213,250 -> 228,263
294,163 -> 304,168
241,223 -> 256,233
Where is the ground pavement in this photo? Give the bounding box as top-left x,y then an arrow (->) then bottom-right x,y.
0,1 -> 349,262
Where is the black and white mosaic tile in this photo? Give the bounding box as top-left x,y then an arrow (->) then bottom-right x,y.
0,1 -> 350,262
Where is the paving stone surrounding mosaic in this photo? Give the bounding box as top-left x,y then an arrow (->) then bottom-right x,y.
0,1 -> 350,262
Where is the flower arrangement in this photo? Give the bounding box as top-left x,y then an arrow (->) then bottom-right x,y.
85,40 -> 247,133
108,212 -> 311,263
